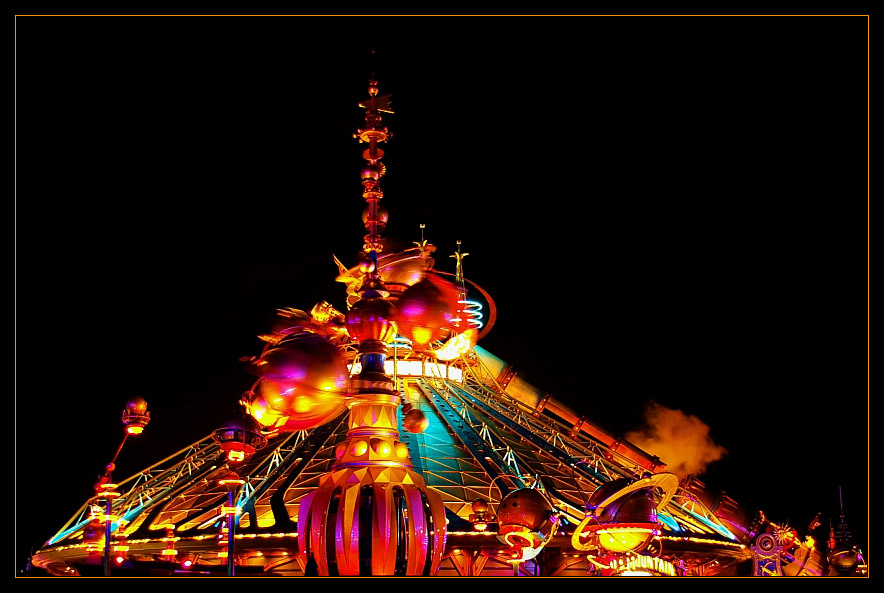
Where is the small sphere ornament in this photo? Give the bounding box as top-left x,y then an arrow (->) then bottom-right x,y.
212,415 -> 267,464
402,408 -> 429,434
361,164 -> 381,180
122,397 -> 150,435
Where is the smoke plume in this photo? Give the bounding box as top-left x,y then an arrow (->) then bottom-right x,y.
625,401 -> 727,477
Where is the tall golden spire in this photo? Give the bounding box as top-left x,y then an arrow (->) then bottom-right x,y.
355,76 -> 392,288
296,72 -> 447,576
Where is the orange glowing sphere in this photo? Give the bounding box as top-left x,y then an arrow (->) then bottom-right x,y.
472,498 -> 490,514
357,256 -> 376,274
497,488 -> 555,535
597,485 -> 657,526
402,408 -> 429,433
346,297 -> 397,343
362,204 -> 389,229
249,377 -> 348,432
122,397 -> 150,433
497,489 -> 559,562
258,334 -> 347,386
125,397 -> 148,415
394,279 -> 454,348
212,415 -> 267,460
249,334 -> 349,431
586,478 -> 659,554
361,164 -> 381,180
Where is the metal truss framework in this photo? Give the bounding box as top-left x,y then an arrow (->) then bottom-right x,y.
34,349 -> 748,576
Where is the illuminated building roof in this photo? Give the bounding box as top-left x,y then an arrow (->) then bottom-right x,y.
29,60 -> 865,578
33,351 -> 754,576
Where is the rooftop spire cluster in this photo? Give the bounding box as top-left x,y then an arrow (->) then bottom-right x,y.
27,58 -> 866,579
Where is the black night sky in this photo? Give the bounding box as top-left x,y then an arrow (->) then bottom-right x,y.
15,16 -> 868,574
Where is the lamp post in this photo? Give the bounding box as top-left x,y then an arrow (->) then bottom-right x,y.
212,414 -> 266,576
96,397 -> 150,576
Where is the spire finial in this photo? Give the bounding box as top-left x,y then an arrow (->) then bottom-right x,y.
451,240 -> 469,284
355,71 -> 392,294
414,224 -> 429,251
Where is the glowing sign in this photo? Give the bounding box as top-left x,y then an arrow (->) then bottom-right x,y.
609,554 -> 678,576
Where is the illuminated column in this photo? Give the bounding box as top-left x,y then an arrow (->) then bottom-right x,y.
296,77 -> 446,576
212,415 -> 267,576
96,397 -> 150,576
96,479 -> 120,577
298,318 -> 446,575
219,473 -> 245,576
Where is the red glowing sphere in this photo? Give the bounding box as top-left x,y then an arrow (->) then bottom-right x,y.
472,498 -> 490,514
497,488 -> 555,534
362,205 -> 389,230
596,484 -> 657,525
212,415 -> 267,461
361,164 -> 381,180
394,278 -> 455,348
402,408 -> 429,434
248,333 -> 349,432
346,297 -> 397,343
496,488 -> 557,560
122,397 -> 150,434
249,376 -> 349,432
257,334 -> 347,391
586,478 -> 660,554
